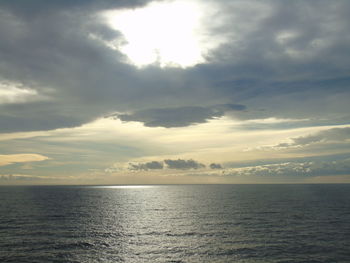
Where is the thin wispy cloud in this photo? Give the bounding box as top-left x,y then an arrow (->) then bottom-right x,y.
0,154 -> 49,166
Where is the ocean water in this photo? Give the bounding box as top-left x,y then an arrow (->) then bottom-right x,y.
0,184 -> 350,263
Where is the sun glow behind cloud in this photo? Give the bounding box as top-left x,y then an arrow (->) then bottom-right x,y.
102,0 -> 220,68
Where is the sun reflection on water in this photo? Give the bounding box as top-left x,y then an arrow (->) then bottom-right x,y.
88,185 -> 157,189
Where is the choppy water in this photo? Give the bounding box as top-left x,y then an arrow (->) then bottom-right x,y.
0,184 -> 350,262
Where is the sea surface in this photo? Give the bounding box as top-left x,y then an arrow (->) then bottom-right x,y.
0,184 -> 349,262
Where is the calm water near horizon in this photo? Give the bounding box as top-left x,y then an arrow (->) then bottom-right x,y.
0,184 -> 350,262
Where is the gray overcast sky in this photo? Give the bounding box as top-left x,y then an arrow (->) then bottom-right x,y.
1,0 -> 350,184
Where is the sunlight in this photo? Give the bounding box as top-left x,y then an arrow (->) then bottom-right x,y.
102,0 -> 210,68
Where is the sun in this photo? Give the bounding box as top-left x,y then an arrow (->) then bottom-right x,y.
101,0 -> 213,68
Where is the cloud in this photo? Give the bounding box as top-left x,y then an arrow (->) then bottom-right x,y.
164,159 -> 205,170
0,0 -> 151,16
292,127 -> 350,145
0,0 -> 348,133
0,0 -> 156,132
106,158 -> 209,172
0,154 -> 49,166
0,81 -> 47,105
0,174 -> 41,181
120,158 -> 208,170
128,161 -> 164,170
275,127 -> 350,148
0,173 -> 61,183
209,163 -> 223,169
223,158 -> 350,177
116,104 -> 246,127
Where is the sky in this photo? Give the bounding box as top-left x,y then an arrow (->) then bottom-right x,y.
0,0 -> 350,185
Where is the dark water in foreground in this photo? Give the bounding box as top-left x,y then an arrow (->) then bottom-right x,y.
0,184 -> 350,262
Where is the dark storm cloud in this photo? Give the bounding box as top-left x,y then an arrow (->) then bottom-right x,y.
164,159 -> 205,170
116,104 -> 245,127
0,0 -> 155,131
0,0 -> 349,132
0,0 -> 150,16
201,0 -> 350,122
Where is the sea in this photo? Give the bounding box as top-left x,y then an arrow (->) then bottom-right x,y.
0,184 -> 349,262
